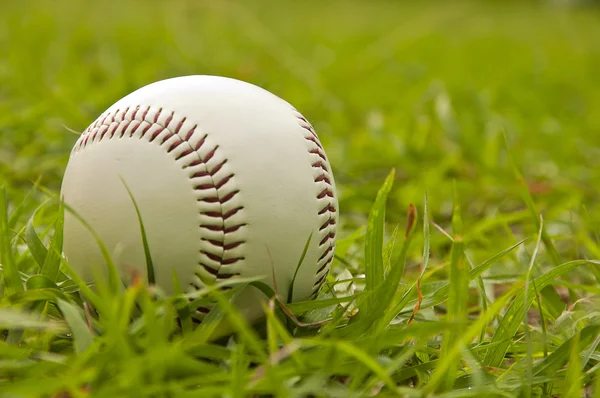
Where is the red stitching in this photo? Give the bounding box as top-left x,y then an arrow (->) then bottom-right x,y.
176,148 -> 193,160
319,205 -> 336,215
165,111 -> 174,127
196,306 -> 210,314
194,134 -> 207,151
319,217 -> 336,231
107,123 -> 119,139
153,107 -> 162,123
184,125 -> 197,142
313,273 -> 327,288
199,189 -> 240,204
317,188 -> 334,199
118,120 -> 129,138
202,250 -> 224,262
209,160 -> 227,175
318,245 -> 334,262
310,148 -> 327,161
299,124 -> 318,139
314,175 -> 331,184
149,128 -> 162,142
121,107 -> 131,122
97,125 -> 109,141
129,120 -> 142,137
312,161 -> 329,172
221,256 -> 245,265
203,238 -> 244,250
317,254 -> 334,274
201,206 -> 243,220
204,145 -> 218,163
140,122 -> 152,137
216,272 -> 240,279
201,264 -> 219,276
215,174 -> 234,189
194,183 -> 214,191
167,139 -> 184,153
174,117 -> 186,134
304,135 -> 323,149
161,132 -> 174,145
319,231 -> 335,246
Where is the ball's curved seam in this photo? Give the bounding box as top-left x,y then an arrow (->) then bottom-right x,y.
71,105 -> 247,288
293,111 -> 337,298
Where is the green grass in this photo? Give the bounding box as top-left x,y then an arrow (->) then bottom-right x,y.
2,0 -> 600,396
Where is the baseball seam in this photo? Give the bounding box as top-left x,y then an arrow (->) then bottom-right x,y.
72,105 -> 247,291
294,111 -> 337,298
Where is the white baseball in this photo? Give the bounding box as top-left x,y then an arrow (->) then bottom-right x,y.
61,75 -> 338,324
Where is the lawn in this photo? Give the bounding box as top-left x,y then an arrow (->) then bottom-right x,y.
1,0 -> 600,396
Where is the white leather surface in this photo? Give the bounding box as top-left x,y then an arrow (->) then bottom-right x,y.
61,75 -> 338,324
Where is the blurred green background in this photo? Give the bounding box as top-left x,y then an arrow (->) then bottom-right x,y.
1,0 -> 600,262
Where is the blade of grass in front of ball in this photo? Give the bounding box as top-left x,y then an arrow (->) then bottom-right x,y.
287,232 -> 312,304
120,177 -> 155,286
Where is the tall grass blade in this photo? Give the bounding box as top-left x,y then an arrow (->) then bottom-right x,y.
25,203 -> 49,268
523,215 -> 544,398
0,186 -> 23,296
363,169 -> 395,313
121,177 -> 155,285
439,183 -> 467,391
288,232 -> 312,303
40,203 -> 64,281
564,330 -> 582,398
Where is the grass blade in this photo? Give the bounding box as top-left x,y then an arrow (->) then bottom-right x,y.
363,169 -> 395,313
25,203 -> 49,268
564,330 -> 582,398
57,299 -> 94,353
288,232 -> 312,303
40,203 -> 64,281
121,177 -> 155,285
439,183 -> 468,391
523,215 -> 544,398
0,186 -> 24,296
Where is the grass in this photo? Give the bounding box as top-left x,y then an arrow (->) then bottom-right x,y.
1,0 -> 600,396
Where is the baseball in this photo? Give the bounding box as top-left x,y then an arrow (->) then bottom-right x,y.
61,75 -> 338,325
